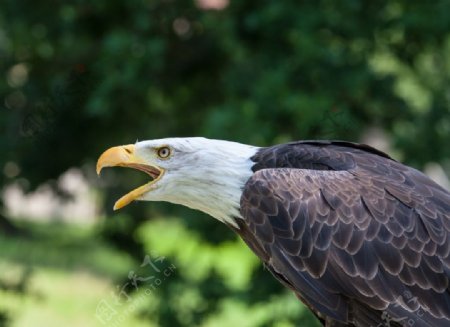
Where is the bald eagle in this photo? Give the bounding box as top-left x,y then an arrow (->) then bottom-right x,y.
97,138 -> 450,327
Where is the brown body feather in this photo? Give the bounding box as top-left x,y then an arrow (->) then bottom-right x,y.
235,141 -> 450,327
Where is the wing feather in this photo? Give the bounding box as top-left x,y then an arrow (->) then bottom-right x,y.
239,166 -> 450,326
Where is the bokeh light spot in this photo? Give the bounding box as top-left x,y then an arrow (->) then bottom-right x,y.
3,162 -> 21,178
195,0 -> 229,10
7,63 -> 29,88
4,91 -> 27,109
173,18 -> 191,37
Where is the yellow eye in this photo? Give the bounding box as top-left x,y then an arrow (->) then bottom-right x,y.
157,146 -> 171,159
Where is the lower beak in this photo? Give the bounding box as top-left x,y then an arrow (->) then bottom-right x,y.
96,144 -> 163,210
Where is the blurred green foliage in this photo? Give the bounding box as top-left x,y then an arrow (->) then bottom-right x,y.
0,222 -> 148,327
0,0 -> 449,326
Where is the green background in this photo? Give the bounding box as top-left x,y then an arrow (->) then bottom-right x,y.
0,1 -> 449,326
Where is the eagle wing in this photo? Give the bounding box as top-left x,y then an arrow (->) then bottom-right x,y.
239,167 -> 450,326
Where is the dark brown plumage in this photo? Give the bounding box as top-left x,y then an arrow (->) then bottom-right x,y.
235,141 -> 450,327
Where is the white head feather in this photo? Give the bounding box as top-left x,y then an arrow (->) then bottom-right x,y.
135,137 -> 259,227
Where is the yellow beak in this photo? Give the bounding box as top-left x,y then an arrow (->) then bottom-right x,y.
96,144 -> 163,210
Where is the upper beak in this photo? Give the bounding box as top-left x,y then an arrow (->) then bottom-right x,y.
96,144 -> 163,210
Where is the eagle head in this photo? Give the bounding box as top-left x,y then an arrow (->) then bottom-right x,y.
96,137 -> 257,227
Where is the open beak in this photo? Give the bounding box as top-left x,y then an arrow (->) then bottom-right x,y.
96,144 -> 164,210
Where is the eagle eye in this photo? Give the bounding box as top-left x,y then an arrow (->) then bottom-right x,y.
157,146 -> 171,159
